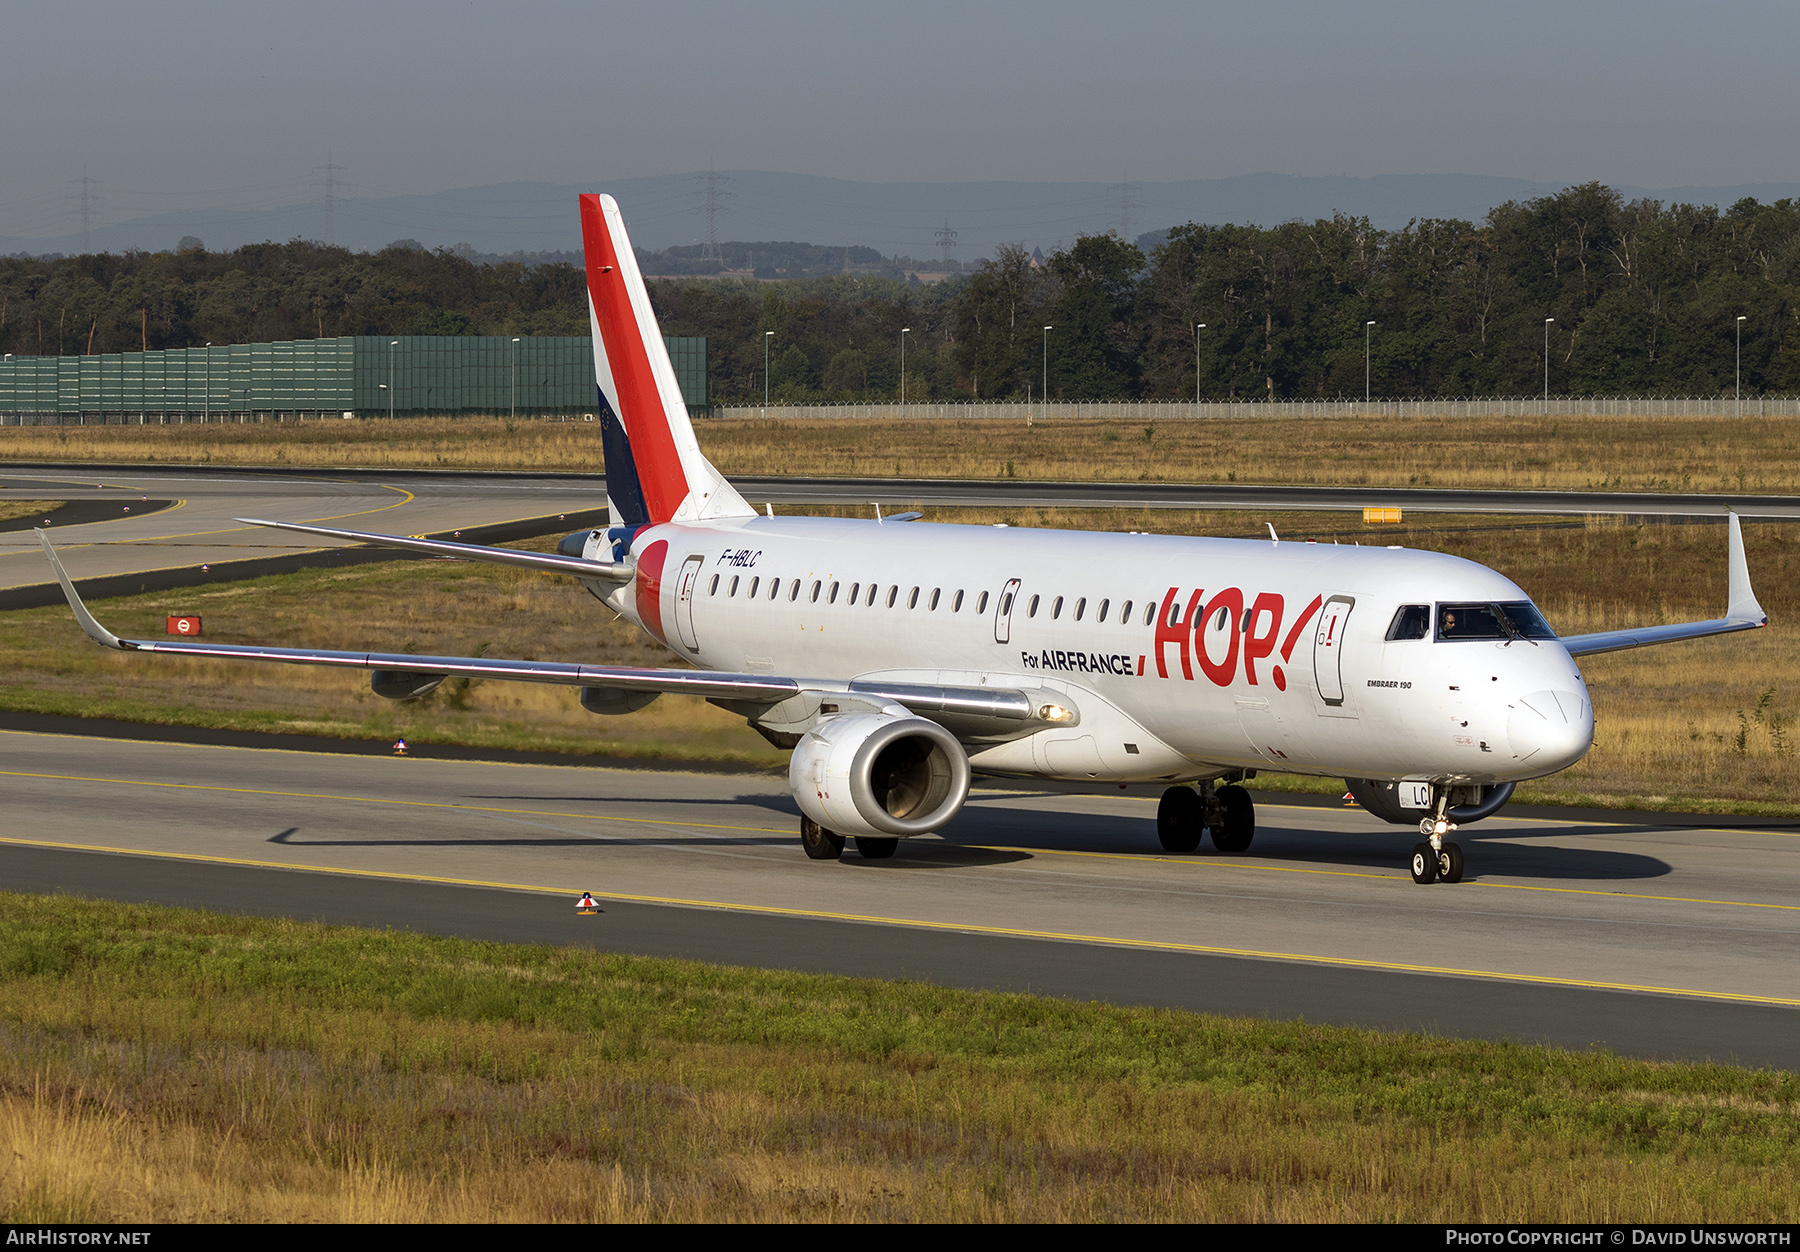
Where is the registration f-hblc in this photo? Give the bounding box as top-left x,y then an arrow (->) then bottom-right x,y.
37,194 -> 1770,884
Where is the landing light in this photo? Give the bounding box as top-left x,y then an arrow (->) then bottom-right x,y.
1433,819 -> 1449,836
1039,703 -> 1073,723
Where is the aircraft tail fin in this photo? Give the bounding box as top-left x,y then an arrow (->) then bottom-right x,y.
579,194 -> 752,525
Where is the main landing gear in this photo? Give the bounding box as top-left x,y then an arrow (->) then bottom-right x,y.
1157,778 -> 1256,854
800,817 -> 897,861
1411,793 -> 1465,885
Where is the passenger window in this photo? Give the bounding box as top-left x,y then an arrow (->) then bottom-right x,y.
1052,596 -> 1064,620
953,589 -> 964,612
829,581 -> 839,604
887,586 -> 898,608
1075,597 -> 1086,621
978,591 -> 990,614
1119,599 -> 1131,623
908,587 -> 920,609
1143,602 -> 1156,627
1097,598 -> 1108,622
1213,606 -> 1228,630
1386,604 -> 1431,641
811,580 -> 823,603
1028,595 -> 1040,618
708,574 -> 720,595
848,582 -> 859,603
748,577 -> 760,598
866,584 -> 877,606
789,579 -> 801,601
769,579 -> 781,601
729,575 -> 740,597
1165,599 -> 1181,628
929,588 -> 941,610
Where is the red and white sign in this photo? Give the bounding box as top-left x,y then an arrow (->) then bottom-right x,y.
166,616 -> 202,636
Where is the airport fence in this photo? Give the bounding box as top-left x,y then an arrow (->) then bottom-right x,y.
715,397 -> 1800,421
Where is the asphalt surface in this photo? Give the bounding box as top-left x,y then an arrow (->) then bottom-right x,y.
3,727 -> 1796,1069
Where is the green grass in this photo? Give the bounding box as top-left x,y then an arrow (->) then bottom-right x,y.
0,891 -> 1796,1221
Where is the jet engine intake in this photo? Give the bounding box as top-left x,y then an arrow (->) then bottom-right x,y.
790,713 -> 971,839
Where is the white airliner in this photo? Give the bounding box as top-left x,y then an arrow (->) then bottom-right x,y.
37,194 -> 1769,884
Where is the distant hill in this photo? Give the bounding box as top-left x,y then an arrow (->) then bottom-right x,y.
6,170 -> 1799,262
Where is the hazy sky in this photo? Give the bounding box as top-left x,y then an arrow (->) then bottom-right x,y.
3,0 -> 1796,237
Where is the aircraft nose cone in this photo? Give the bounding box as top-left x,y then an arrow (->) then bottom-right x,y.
1508,689 -> 1594,771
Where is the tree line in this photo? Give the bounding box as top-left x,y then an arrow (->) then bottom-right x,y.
3,183 -> 1796,399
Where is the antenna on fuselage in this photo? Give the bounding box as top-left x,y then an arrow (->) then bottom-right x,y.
874,502 -> 884,523
765,502 -> 774,517
1267,523 -> 1278,544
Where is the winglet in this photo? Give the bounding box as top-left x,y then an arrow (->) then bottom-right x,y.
34,530 -> 130,650
1726,511 -> 1767,625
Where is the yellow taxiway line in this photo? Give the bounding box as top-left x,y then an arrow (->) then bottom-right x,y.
5,763 -> 1799,916
1,831 -> 1796,1009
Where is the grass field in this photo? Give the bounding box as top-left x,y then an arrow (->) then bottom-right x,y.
2,509 -> 1798,812
2,893 -> 1796,1222
6,412 -> 1800,494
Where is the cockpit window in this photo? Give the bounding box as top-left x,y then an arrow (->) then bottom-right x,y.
1436,601 -> 1557,641
1386,604 -> 1431,641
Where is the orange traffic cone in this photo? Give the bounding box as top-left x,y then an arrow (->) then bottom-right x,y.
576,892 -> 598,915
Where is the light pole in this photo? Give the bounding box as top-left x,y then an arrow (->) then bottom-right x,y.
391,340 -> 400,420
763,330 -> 773,416
509,337 -> 519,421
1364,321 -> 1375,403
900,327 -> 912,412
1737,315 -> 1747,417
1194,324 -> 1205,405
1543,318 -> 1554,409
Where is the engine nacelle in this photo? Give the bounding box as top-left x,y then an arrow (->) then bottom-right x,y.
789,714 -> 970,839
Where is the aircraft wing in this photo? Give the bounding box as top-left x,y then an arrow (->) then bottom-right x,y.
234,517 -> 633,582
1558,512 -> 1768,657
34,530 -> 1046,730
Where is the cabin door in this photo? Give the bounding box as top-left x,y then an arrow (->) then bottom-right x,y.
1312,594 -> 1355,707
674,555 -> 705,651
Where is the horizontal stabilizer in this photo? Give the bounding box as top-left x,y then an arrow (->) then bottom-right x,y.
235,518 -> 633,581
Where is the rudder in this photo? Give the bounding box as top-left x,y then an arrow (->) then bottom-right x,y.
579,193 -> 752,525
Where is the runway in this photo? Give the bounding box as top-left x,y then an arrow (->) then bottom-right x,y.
4,461 -> 1798,599
4,726 -> 1797,1069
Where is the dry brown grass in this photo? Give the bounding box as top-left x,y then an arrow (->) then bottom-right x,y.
4,894 -> 1797,1223
6,413 -> 1800,494
0,501 -> 61,525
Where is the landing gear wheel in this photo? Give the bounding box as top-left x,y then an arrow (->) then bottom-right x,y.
1437,841 -> 1464,884
1410,842 -> 1440,884
801,817 -> 845,861
1210,784 -> 1256,853
1157,786 -> 1204,853
854,836 -> 899,860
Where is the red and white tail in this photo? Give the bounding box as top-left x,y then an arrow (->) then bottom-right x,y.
579,194 -> 753,524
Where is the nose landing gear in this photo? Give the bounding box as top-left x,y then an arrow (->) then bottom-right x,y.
1410,792 -> 1464,884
